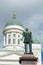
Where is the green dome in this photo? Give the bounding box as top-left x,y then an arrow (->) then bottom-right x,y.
33,38 -> 40,44
5,17 -> 23,27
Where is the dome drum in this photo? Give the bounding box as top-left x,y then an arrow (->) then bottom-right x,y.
3,25 -> 24,35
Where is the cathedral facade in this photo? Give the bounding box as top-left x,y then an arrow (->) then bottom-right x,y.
0,12 -> 41,65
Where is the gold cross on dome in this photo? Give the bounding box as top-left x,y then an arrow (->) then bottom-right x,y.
13,11 -> 16,18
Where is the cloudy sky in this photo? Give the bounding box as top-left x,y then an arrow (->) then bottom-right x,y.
0,0 -> 43,51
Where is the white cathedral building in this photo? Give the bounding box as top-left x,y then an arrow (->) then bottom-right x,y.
0,12 -> 41,65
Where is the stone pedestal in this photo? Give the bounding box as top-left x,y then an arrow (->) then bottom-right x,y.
19,54 -> 38,65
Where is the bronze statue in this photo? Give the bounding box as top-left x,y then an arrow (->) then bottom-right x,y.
23,28 -> 33,54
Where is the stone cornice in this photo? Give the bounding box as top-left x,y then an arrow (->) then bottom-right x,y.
3,28 -> 23,35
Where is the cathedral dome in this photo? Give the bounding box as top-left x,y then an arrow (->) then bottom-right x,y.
5,17 -> 23,27
5,11 -> 23,28
3,11 -> 24,48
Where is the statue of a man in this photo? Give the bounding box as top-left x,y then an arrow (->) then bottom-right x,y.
23,28 -> 33,54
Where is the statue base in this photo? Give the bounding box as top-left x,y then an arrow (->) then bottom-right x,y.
24,52 -> 33,54
19,54 -> 38,65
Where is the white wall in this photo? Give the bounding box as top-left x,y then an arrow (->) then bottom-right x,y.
32,44 -> 41,65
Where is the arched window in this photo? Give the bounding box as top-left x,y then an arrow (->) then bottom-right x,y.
8,34 -> 11,44
13,39 -> 15,44
18,39 -> 20,44
8,39 -> 11,44
18,35 -> 20,44
13,34 -> 16,37
8,34 -> 11,38
18,35 -> 20,37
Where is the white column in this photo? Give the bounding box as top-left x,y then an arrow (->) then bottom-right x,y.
7,34 -> 8,45
4,36 -> 5,46
11,33 -> 13,45
16,34 -> 18,45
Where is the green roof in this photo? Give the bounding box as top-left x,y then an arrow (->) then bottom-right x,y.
33,39 -> 40,44
5,17 -> 23,27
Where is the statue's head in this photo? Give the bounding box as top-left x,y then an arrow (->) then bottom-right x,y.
25,28 -> 28,32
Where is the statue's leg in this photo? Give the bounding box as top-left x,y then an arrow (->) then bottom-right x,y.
30,43 -> 32,53
29,43 -> 32,53
25,43 -> 27,53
